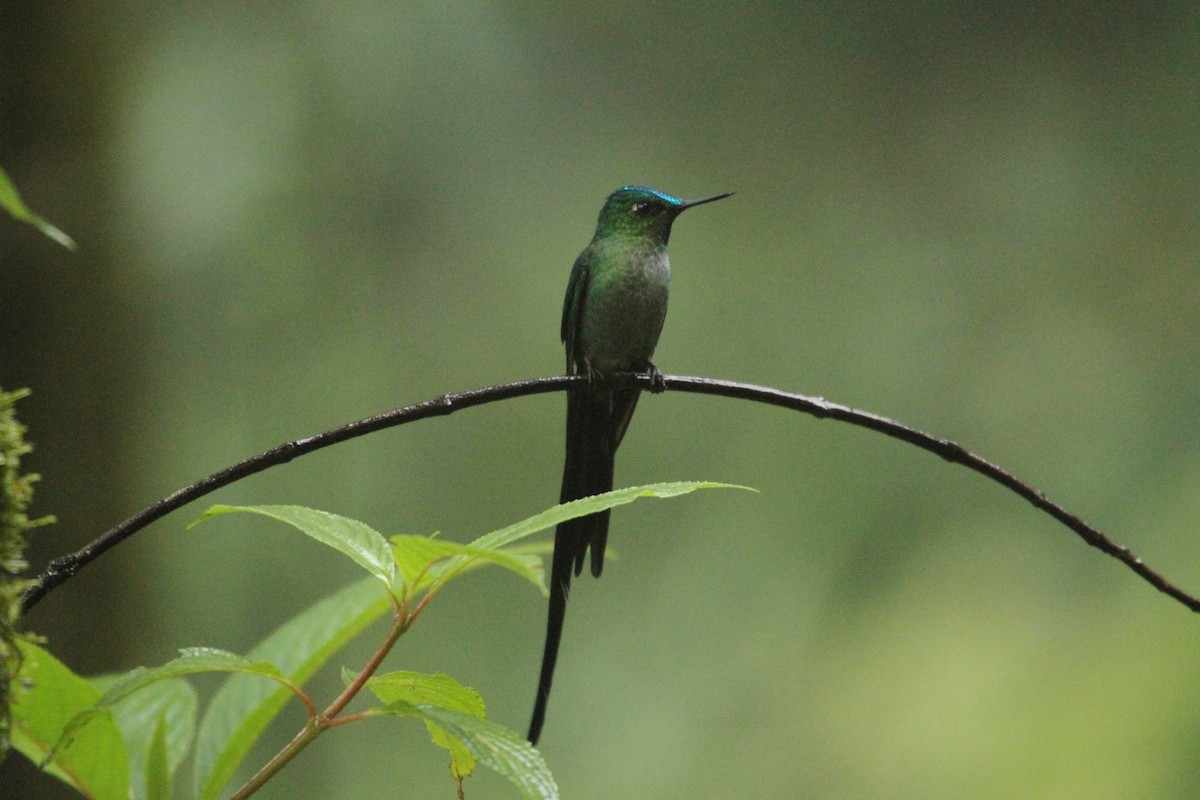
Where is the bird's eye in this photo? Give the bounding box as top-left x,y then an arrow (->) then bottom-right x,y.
631,202 -> 651,215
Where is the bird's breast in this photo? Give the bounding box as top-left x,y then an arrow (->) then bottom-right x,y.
576,246 -> 671,373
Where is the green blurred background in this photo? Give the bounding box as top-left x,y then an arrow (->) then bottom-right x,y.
4,3 -> 1200,798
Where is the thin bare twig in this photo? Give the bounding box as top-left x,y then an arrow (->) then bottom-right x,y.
21,374 -> 1200,614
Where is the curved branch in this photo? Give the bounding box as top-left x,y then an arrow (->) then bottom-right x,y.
672,377 -> 1198,611
21,374 -> 1200,615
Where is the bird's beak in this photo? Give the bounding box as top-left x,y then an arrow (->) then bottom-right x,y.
678,191 -> 734,211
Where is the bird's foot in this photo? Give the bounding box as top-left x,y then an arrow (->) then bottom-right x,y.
582,361 -> 599,389
647,363 -> 666,394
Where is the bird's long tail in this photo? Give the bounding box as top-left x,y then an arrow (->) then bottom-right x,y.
527,386 -> 637,744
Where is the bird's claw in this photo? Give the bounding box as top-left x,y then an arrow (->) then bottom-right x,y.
648,363 -> 666,394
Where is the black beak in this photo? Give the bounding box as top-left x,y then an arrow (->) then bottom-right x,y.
678,191 -> 734,211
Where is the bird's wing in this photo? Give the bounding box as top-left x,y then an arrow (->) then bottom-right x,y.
560,248 -> 590,372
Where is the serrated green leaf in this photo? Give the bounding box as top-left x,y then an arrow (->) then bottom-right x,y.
395,483 -> 747,599
193,577 -> 391,800
473,482 -> 752,552
0,164 -> 76,250
190,505 -> 395,588
9,640 -> 130,800
55,649 -> 289,775
373,699 -> 476,781
364,671 -> 486,717
100,648 -> 289,708
391,535 -> 544,595
364,671 -> 486,779
376,703 -> 559,800
391,535 -> 453,590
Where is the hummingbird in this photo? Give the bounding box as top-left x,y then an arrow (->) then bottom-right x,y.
528,185 -> 732,744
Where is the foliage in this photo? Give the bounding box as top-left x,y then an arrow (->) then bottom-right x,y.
0,388 -> 54,762
6,482 -> 746,798
0,166 -> 74,250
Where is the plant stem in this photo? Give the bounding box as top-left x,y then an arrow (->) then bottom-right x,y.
326,608 -> 408,719
229,722 -> 319,800
229,607 -> 409,798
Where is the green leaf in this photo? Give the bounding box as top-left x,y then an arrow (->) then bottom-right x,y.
193,577 -> 391,800
395,483 -> 748,598
363,671 -> 486,717
363,671 -> 487,779
103,677 -> 196,800
144,712 -> 173,800
55,648 -> 291,771
55,652 -> 268,791
391,535 -> 544,595
9,640 -> 130,800
391,534 -> 450,590
191,504 -> 396,588
100,647 -> 290,707
473,482 -> 751,552
0,164 -> 76,250
375,703 -> 559,800
367,671 -> 484,777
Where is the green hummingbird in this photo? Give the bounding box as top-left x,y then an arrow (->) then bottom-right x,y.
528,185 -> 733,744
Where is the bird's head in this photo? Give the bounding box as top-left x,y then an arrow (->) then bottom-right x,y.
594,185 -> 732,243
